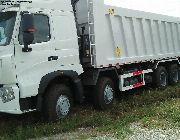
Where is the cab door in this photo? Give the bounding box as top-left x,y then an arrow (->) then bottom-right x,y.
14,11 -> 57,98
50,10 -> 82,73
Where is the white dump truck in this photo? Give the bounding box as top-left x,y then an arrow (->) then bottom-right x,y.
0,0 -> 180,121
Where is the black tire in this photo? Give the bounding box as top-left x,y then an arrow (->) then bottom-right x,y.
168,64 -> 179,85
153,66 -> 168,89
43,84 -> 73,121
93,77 -> 115,110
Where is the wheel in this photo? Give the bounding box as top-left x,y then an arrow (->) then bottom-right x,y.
153,66 -> 168,89
168,64 -> 179,85
43,84 -> 73,121
93,77 -> 115,110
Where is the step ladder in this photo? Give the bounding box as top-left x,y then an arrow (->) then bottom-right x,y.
87,0 -> 96,66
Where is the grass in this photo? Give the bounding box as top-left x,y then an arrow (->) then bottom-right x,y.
0,84 -> 179,140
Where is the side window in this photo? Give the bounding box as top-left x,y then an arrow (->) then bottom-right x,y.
19,14 -> 50,45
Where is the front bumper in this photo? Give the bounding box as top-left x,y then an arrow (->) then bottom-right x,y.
0,85 -> 22,114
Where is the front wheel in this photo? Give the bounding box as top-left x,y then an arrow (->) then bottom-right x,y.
93,77 -> 115,110
43,84 -> 73,121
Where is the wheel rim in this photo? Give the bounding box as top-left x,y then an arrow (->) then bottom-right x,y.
104,85 -> 113,104
172,69 -> 179,83
56,95 -> 70,118
160,72 -> 167,87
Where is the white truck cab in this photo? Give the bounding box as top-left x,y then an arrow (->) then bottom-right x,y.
0,0 -> 83,118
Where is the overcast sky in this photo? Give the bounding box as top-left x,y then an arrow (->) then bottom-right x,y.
104,0 -> 180,17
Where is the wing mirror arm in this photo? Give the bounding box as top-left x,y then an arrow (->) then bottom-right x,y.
22,43 -> 32,52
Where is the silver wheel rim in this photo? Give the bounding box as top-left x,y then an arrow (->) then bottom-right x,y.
172,69 -> 179,83
56,95 -> 70,118
160,72 -> 167,87
104,85 -> 113,104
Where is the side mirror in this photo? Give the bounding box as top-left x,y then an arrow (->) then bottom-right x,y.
21,13 -> 34,52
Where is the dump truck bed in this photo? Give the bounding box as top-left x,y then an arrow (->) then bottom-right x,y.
76,0 -> 180,68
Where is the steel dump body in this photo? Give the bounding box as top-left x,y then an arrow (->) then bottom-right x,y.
80,0 -> 180,67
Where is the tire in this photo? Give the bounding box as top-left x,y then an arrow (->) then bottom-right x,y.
168,64 -> 179,85
43,84 -> 73,121
153,66 -> 168,89
93,77 -> 115,110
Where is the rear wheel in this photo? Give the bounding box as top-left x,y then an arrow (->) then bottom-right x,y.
168,64 -> 179,85
93,77 -> 115,110
153,66 -> 168,89
44,84 -> 73,121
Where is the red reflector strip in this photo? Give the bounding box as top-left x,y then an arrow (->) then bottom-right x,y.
133,82 -> 144,88
27,28 -> 35,32
100,65 -> 103,68
133,71 -> 143,76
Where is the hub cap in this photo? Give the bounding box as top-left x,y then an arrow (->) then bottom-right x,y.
160,72 -> 167,87
56,95 -> 70,118
104,85 -> 113,104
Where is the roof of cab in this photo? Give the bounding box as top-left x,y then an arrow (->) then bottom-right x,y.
0,0 -> 73,11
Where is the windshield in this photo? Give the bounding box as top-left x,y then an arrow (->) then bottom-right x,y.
0,11 -> 16,46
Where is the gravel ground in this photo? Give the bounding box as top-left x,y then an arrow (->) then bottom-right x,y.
33,127 -> 117,140
32,123 -> 180,140
126,123 -> 180,140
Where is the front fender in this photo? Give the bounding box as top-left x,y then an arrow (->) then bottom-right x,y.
38,70 -> 80,94
37,70 -> 84,110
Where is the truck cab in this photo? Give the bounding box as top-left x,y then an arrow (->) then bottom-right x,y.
0,0 -> 83,119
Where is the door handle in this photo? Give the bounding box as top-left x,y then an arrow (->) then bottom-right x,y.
48,56 -> 58,61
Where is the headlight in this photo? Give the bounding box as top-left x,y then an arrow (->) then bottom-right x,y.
0,87 -> 15,103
